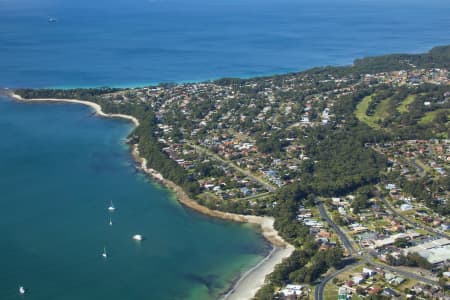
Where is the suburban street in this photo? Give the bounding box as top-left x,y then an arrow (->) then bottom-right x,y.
377,192 -> 449,239
314,200 -> 440,300
188,143 -> 277,192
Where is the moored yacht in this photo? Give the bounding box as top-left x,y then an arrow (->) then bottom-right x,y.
19,286 -> 25,295
108,200 -> 115,212
132,234 -> 143,241
102,247 -> 107,258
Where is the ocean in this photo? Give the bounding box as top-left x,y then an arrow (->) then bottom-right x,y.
0,0 -> 449,299
0,0 -> 449,88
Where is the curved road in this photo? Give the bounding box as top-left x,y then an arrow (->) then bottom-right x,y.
314,200 -> 439,300
314,256 -> 438,300
314,258 -> 361,300
317,201 -> 356,255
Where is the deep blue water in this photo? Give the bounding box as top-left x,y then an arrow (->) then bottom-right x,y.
0,97 -> 268,300
0,0 -> 449,88
0,0 -> 449,299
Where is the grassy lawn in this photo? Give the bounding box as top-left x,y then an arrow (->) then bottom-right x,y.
367,218 -> 390,232
324,282 -> 339,299
375,97 -> 392,120
311,206 -> 320,217
397,95 -> 416,113
415,228 -> 430,236
324,266 -> 366,299
397,278 -> 417,293
418,108 -> 450,125
355,94 -> 392,129
355,94 -> 380,129
198,191 -> 221,203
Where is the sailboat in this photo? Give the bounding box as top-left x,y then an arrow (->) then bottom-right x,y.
108,200 -> 115,212
102,247 -> 107,258
19,286 -> 26,295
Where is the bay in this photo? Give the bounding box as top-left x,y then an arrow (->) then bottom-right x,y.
0,0 -> 449,299
0,97 -> 268,300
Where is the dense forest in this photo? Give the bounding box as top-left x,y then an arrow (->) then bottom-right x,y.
352,45 -> 450,73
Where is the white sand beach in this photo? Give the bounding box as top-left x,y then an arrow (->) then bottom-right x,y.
11,94 -> 140,127
223,245 -> 294,300
12,93 -> 294,300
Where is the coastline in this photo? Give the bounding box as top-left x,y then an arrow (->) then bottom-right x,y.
11,93 -> 294,300
10,94 -> 140,127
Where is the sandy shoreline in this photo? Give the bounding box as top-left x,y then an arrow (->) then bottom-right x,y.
11,93 -> 294,300
11,94 -> 140,127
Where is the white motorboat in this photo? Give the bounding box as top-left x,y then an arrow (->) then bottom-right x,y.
19,286 -> 25,294
132,234 -> 143,241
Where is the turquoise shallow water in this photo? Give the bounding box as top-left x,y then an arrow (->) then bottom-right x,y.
0,96 -> 269,300
1,0 -> 449,298
0,0 -> 449,88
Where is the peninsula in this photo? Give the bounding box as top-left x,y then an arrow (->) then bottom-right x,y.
12,45 -> 450,299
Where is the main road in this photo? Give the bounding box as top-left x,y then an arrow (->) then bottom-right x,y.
317,201 -> 356,256
315,200 -> 358,300
314,258 -> 362,300
314,200 -> 439,300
